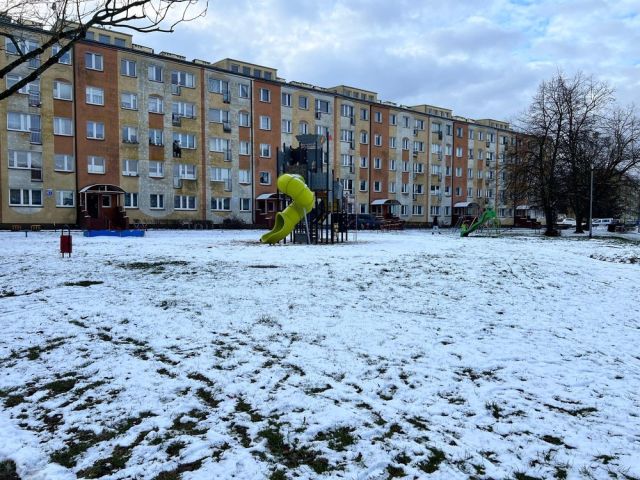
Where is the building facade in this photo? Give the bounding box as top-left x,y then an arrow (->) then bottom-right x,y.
1,19 -> 519,229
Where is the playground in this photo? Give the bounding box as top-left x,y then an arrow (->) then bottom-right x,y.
1,230 -> 639,479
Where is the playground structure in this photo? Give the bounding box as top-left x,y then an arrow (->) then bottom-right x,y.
459,207 -> 501,237
261,134 -> 349,245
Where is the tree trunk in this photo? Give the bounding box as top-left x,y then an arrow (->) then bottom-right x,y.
544,207 -> 559,236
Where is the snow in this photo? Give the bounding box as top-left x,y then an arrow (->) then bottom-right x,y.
0,228 -> 639,479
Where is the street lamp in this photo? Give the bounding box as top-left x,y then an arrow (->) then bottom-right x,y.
589,163 -> 594,239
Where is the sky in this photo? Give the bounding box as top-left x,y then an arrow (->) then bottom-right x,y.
136,0 -> 640,123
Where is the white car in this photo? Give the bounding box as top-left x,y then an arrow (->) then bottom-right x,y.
557,218 -> 576,227
592,218 -> 614,228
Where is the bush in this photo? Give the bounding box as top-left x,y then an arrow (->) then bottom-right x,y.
221,216 -> 247,229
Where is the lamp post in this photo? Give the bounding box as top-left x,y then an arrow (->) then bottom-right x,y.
589,163 -> 593,239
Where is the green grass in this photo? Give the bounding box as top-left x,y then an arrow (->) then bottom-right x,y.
314,426 -> 357,451
417,447 -> 446,474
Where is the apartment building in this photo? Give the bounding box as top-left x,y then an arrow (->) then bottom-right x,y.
1,18 -> 517,229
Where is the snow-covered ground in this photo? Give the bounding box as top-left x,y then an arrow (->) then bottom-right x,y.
1,228 -> 639,480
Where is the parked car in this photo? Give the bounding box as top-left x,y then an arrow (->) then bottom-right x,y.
592,218 -> 614,228
556,217 -> 576,228
347,214 -> 382,230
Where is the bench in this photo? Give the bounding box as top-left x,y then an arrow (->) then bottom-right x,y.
30,225 -> 42,232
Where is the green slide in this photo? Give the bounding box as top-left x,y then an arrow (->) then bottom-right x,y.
260,174 -> 315,244
460,208 -> 498,237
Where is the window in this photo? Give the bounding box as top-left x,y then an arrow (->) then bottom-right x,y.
389,137 -> 396,149
469,129 -> 474,140
446,124 -> 453,136
177,163 -> 197,179
282,92 -> 292,107
239,83 -> 250,98
53,80 -> 72,100
469,149 -> 474,160
389,159 -> 396,171
53,117 -> 73,136
259,88 -> 270,102
400,205 -> 408,216
259,171 -> 271,184
239,111 -> 250,127
455,167 -> 462,177
415,119 -> 425,130
148,64 -> 163,82
455,187 -> 462,196
413,141 -> 424,152
87,121 -> 105,140
298,121 -> 308,135
431,122 -> 441,133
389,182 -> 396,193
122,126 -> 138,143
315,99 -> 330,113
121,92 -> 138,110
402,138 -> 410,150
121,59 -> 137,77
430,206 -> 441,215
150,193 -> 164,209
373,181 -> 382,192
210,197 -> 230,211
173,133 -> 196,149
149,129 -> 163,146
239,141 -> 251,155
428,185 -> 439,195
85,53 -> 103,71
88,156 -> 105,174
456,127 -> 463,138
208,77 -> 229,94
55,190 -> 74,207
175,195 -> 197,210
402,161 -> 409,172
341,179 -> 353,192
298,95 -> 308,109
5,37 -> 38,56
360,131 -> 368,144
374,157 -> 382,169
208,108 -> 229,123
260,143 -> 271,157
403,116 -> 410,128
456,147 -> 463,158
374,111 -> 382,123
431,143 -> 442,154
149,96 -> 163,114
341,154 -> 352,167
341,104 -> 354,117
122,159 -> 138,176
172,101 -> 196,118
467,188 -> 473,197
86,86 -> 104,105
359,156 -> 368,168
9,188 -> 42,207
253,68 -> 262,78
359,180 -> 368,192
260,115 -> 271,130
340,129 -> 354,142
55,154 -> 74,172
209,137 -> 230,152
8,150 -> 41,170
98,34 -> 110,44
210,167 -> 230,182
390,114 -> 397,125
171,71 -> 195,88
477,170 -> 483,179
360,108 -> 368,121
282,119 -> 292,133
149,161 -> 164,177
468,168 -> 473,178
415,184 -> 425,194
401,183 -> 409,194
240,198 -> 251,211
412,205 -> 423,216
7,112 -> 40,132
372,133 -> 383,146
52,44 -> 71,64
239,169 -> 251,184
124,192 -> 138,208
478,131 -> 485,141
414,163 -> 424,173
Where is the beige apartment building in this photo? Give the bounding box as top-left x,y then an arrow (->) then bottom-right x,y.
1,18 -> 518,229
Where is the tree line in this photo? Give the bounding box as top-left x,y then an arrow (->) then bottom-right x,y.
502,71 -> 640,236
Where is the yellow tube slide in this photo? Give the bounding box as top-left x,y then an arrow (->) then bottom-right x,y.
260,174 -> 315,244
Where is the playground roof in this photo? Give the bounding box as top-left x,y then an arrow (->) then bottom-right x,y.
79,184 -> 127,194
371,199 -> 401,206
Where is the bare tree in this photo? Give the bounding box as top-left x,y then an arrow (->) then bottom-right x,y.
557,73 -> 613,233
515,73 -> 567,236
0,0 -> 207,101
501,135 -> 534,226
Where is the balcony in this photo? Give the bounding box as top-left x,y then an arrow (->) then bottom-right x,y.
123,137 -> 139,145
315,111 -> 322,120
349,116 -> 355,126
224,178 -> 232,192
172,114 -> 182,126
28,92 -> 41,107
171,84 -> 182,95
223,121 -> 231,133
224,149 -> 232,161
173,177 -> 182,188
149,139 -> 163,147
223,91 -> 230,104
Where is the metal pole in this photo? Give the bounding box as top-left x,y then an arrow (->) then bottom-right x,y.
589,164 -> 593,239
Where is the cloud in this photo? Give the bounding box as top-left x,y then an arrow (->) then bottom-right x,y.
136,0 -> 640,120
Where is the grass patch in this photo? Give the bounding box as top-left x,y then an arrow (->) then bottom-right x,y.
514,472 -> 543,480
258,424 -> 330,474
64,280 -> 104,287
541,435 -> 564,446
170,409 -> 208,435
235,398 -> 263,422
314,426 -> 356,451
44,377 -> 77,395
4,394 -> 25,408
153,459 -> 203,480
544,403 -> 598,416
196,388 -> 220,408
386,465 -> 405,478
417,447 -> 446,474
166,441 -> 186,457
187,372 -> 214,386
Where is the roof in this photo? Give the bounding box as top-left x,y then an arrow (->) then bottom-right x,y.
454,202 -> 480,208
79,184 -> 126,194
256,193 -> 278,200
371,199 -> 401,206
